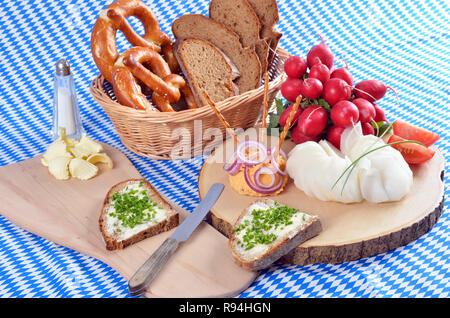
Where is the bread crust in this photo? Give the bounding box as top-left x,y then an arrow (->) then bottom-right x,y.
246,0 -> 283,66
172,14 -> 262,93
209,0 -> 269,73
99,178 -> 179,250
174,38 -> 236,107
228,199 -> 322,271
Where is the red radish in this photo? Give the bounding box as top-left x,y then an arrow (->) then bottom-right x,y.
291,127 -> 320,144
330,100 -> 359,126
279,104 -> 303,127
354,80 -> 398,102
281,78 -> 302,102
297,105 -> 328,136
300,77 -> 323,99
283,56 -> 307,78
309,62 -> 330,84
393,120 -> 440,147
352,98 -> 376,123
323,78 -> 352,106
306,34 -> 334,69
361,122 -> 375,135
373,103 -> 388,122
330,57 -> 353,86
327,125 -> 345,149
388,134 -> 435,164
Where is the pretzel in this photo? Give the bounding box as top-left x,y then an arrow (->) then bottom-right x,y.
91,0 -> 179,83
112,47 -> 198,112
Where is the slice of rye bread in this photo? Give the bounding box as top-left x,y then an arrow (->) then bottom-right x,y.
99,179 -> 179,250
209,0 -> 269,74
174,38 -> 238,107
229,199 -> 322,271
246,0 -> 282,67
172,14 -> 261,93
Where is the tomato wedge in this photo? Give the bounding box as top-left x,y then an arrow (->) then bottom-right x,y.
388,134 -> 435,164
393,120 -> 440,147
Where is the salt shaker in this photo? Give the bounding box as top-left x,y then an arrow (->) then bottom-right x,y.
52,58 -> 84,139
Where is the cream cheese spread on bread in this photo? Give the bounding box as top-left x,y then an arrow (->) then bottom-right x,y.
105,182 -> 169,241
232,200 -> 312,260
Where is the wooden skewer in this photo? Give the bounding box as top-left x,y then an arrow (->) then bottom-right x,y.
202,91 -> 239,145
260,71 -> 270,143
277,95 -> 302,155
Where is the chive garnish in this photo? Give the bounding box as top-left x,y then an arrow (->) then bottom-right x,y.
110,184 -> 160,230
233,203 -> 302,251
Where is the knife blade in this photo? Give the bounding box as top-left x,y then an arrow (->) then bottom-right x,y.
128,183 -> 224,296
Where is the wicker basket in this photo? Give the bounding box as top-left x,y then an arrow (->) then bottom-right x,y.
90,48 -> 290,159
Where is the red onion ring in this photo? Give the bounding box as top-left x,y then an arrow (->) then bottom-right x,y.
236,140 -> 268,167
253,166 -> 276,189
227,160 -> 242,176
223,151 -> 238,172
244,166 -> 284,194
269,148 -> 288,176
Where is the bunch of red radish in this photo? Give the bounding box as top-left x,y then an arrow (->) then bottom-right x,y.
280,35 -> 393,149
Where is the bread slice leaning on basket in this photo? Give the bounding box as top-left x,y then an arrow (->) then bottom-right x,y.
209,0 -> 270,74
99,179 -> 179,250
172,14 -> 261,93
229,199 -> 322,271
174,37 -> 240,107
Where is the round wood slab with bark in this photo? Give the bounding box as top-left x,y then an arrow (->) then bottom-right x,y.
198,133 -> 445,265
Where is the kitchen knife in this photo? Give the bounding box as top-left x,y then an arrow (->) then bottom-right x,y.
128,183 -> 224,296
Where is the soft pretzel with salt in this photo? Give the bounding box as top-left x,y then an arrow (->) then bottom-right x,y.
112,46 -> 197,112
91,0 -> 178,83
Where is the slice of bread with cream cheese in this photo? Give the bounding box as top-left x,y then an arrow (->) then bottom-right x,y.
99,179 -> 178,250
229,199 -> 322,270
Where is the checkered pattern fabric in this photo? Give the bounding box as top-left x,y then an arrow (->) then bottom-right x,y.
0,0 -> 448,298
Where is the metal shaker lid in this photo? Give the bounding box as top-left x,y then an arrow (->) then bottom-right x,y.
55,58 -> 71,76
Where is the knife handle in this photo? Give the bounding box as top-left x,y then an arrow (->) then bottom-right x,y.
128,237 -> 179,296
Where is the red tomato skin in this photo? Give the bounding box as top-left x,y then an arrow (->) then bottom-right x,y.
393,120 -> 440,147
327,125 -> 345,149
281,78 -> 302,102
388,134 -> 435,164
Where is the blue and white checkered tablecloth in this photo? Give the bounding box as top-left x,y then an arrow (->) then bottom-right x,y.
0,0 -> 448,298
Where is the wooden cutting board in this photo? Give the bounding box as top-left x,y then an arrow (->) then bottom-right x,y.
0,143 -> 257,298
199,133 -> 445,265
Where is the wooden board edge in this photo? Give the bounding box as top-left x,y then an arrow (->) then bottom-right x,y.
200,153 -> 446,265
280,196 -> 444,265
206,195 -> 444,266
